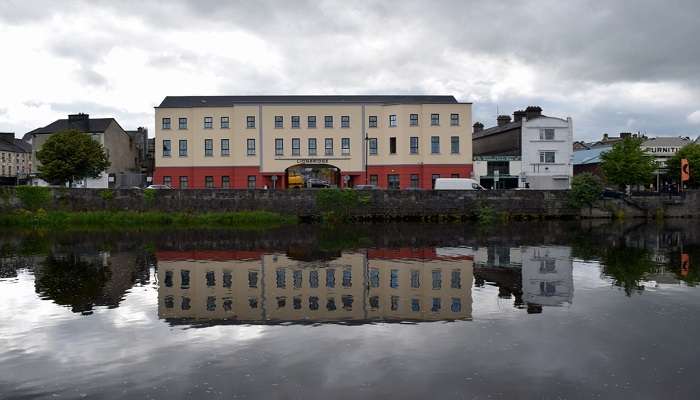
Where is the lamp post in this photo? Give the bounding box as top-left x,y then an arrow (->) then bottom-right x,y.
364,132 -> 369,185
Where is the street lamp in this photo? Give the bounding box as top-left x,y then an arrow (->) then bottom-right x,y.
364,132 -> 369,185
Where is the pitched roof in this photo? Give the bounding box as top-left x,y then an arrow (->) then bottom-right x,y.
0,133 -> 31,153
473,120 -> 522,139
26,118 -> 116,135
642,136 -> 692,147
157,95 -> 461,108
572,146 -> 611,165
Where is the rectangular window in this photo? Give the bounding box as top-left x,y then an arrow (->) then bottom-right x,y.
324,115 -> 333,128
410,114 -> 418,126
181,270 -> 190,288
389,114 -> 397,127
291,115 -> 300,128
326,269 -> 336,288
368,115 -> 377,128
179,176 -> 188,189
162,117 -> 171,130
308,115 -> 316,128
389,137 -> 397,154
451,270 -> 461,289
341,138 -> 350,155
540,128 -> 555,140
341,115 -> 350,128
432,174 -> 440,188
220,139 -> 230,156
204,116 -> 213,129
204,139 -> 213,157
162,139 -> 171,157
410,136 -> 418,154
450,113 -> 459,126
276,268 -> 286,288
369,138 -> 378,155
293,270 -> 302,289
342,268 -> 352,288
220,116 -> 229,129
369,268 -> 380,288
388,174 -> 400,190
248,271 -> 258,288
179,139 -> 188,157
309,270 -> 319,288
540,151 -> 556,163
431,136 -> 440,154
292,138 -> 300,156
246,116 -> 256,128
247,175 -> 256,189
432,270 -> 442,289
325,138 -> 333,156
410,174 -> 419,188
410,270 -> 420,288
178,117 -> 188,129
431,297 -> 441,312
390,269 -> 399,288
205,176 -> 214,188
369,175 -> 378,186
163,176 -> 172,187
451,136 -> 459,154
221,176 -> 230,188
308,138 -> 317,155
247,138 -> 256,155
274,115 -> 283,129
431,113 -> 439,126
275,138 -> 284,156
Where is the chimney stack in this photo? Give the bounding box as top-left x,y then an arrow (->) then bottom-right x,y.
497,115 -> 511,126
620,132 -> 631,139
473,122 -> 484,133
524,106 -> 542,120
68,113 -> 90,131
513,110 -> 526,122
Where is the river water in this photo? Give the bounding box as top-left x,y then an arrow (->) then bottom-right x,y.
1,221 -> 699,399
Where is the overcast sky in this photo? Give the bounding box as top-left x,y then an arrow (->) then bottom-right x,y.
1,0 -> 699,141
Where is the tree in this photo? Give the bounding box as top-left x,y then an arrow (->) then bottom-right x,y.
666,143 -> 700,188
600,137 -> 656,190
36,129 -> 110,187
569,173 -> 603,209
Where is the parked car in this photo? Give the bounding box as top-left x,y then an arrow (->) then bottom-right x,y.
307,178 -> 330,188
434,178 -> 485,190
146,184 -> 173,190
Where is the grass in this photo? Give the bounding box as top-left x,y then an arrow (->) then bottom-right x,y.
0,210 -> 297,230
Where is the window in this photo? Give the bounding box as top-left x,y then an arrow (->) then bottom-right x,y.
308,115 -> 316,128
342,268 -> 352,288
206,271 -> 216,287
451,270 -> 461,289
179,139 -> 188,157
368,115 -> 377,128
181,297 -> 191,310
310,270 -> 319,288
292,115 -> 300,128
431,298 -> 441,312
180,270 -> 190,288
247,138 -> 256,155
164,295 -> 174,309
162,117 -> 171,130
162,139 -> 171,157
178,117 -> 187,129
410,174 -> 419,188
411,270 -> 420,288
540,151 -> 556,163
368,138 -> 378,155
451,298 -> 462,312
450,113 -> 459,126
390,269 -> 399,288
324,115 -> 333,128
247,175 -> 256,188
274,115 -> 283,128
204,139 -> 213,157
276,268 -> 286,288
431,113 -> 439,126
220,116 -> 229,129
248,271 -> 258,288
338,115 -> 349,129
308,138 -> 317,156
246,115 -> 256,128
327,297 -> 336,311
341,138 -> 350,155
391,295 -> 399,311
275,138 -> 284,156
326,268 -> 336,288
389,137 -> 397,154
369,175 -> 378,186
389,114 -> 397,127
540,128 -> 555,140
410,137 -> 418,154
410,114 -> 418,126
431,136 -> 440,154
325,138 -> 333,156
451,136 -> 459,154
179,176 -> 188,189
221,139 -> 230,156
204,116 -> 213,129
432,270 -> 442,289
388,174 -> 400,190
163,176 -> 172,186
292,138 -> 300,156
431,174 -> 440,188
369,296 -> 379,309
221,176 -> 230,188
369,268 -> 380,288
205,176 -> 214,188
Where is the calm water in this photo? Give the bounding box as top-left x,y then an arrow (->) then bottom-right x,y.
1,222 -> 699,399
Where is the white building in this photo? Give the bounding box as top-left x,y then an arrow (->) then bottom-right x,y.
520,246 -> 573,307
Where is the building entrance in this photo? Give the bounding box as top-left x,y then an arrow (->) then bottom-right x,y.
286,164 -> 341,188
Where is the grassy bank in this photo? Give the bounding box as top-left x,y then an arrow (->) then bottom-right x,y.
0,210 -> 297,230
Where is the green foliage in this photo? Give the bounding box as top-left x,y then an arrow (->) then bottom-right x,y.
600,137 -> 656,189
601,246 -> 658,296
36,129 -> 111,186
569,173 -> 603,209
143,188 -> 156,205
15,186 -> 51,211
666,143 -> 700,188
99,189 -> 114,201
316,189 -> 370,222
476,205 -> 495,225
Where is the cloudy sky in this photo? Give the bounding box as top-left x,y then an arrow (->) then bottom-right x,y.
1,0 -> 699,141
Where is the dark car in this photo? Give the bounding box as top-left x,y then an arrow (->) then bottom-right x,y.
307,178 -> 330,188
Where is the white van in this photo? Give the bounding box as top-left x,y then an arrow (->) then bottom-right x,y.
434,178 -> 485,191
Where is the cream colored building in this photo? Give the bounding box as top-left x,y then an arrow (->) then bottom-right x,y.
154,95 -> 472,189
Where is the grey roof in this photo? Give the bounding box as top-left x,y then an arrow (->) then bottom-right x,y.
473,120 -> 522,139
0,133 -> 31,153
26,118 -> 116,135
157,95 -> 461,108
642,136 -> 692,147
572,146 -> 611,165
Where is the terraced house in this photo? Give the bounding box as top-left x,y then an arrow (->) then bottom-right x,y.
154,95 -> 472,189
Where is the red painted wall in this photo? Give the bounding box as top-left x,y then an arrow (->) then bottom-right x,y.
366,164 -> 473,189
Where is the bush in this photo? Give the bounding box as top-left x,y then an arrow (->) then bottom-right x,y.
99,189 -> 114,201
143,189 -> 156,206
316,188 -> 370,222
569,173 -> 603,209
16,186 -> 51,211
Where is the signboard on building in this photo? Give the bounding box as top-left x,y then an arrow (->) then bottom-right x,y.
473,155 -> 521,161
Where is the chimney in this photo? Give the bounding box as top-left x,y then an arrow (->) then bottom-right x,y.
620,132 -> 631,139
513,110 -> 526,122
603,133 -> 609,141
68,113 -> 89,122
497,115 -> 511,126
525,106 -> 542,120
68,113 -> 90,131
473,122 -> 484,133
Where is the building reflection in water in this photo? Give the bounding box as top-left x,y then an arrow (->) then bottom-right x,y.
157,248 -> 474,324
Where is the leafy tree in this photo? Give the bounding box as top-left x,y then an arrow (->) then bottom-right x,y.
666,143 -> 700,188
600,137 -> 656,189
36,129 -> 110,187
569,173 -> 603,209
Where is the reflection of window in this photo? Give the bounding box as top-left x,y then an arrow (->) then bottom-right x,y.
342,268 -> 352,287
181,297 -> 191,310
248,271 -> 258,288
391,295 -> 399,311
223,298 -> 232,311
342,295 -> 353,310
223,271 -> 232,288
369,268 -> 380,288
309,270 -> 319,288
276,268 -> 286,288
390,269 -> 399,288
431,297 -> 441,312
410,270 -> 420,288
277,296 -> 286,308
540,259 -> 557,273
411,298 -> 420,312
309,296 -> 319,310
207,296 -> 216,311
180,270 -> 190,289
206,271 -> 215,287
451,298 -> 461,312
249,297 -> 258,308
164,270 -> 173,287
540,281 -> 557,296
326,268 -> 335,288
432,270 -> 442,289
293,296 -> 302,310
164,295 -> 174,309
451,270 -> 461,289
369,296 -> 379,309
293,270 -> 302,289
327,297 -> 336,311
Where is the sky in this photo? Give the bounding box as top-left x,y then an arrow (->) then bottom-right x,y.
1,0 -> 699,142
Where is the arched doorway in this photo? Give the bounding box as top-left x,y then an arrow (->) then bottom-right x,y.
286,164 -> 341,188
